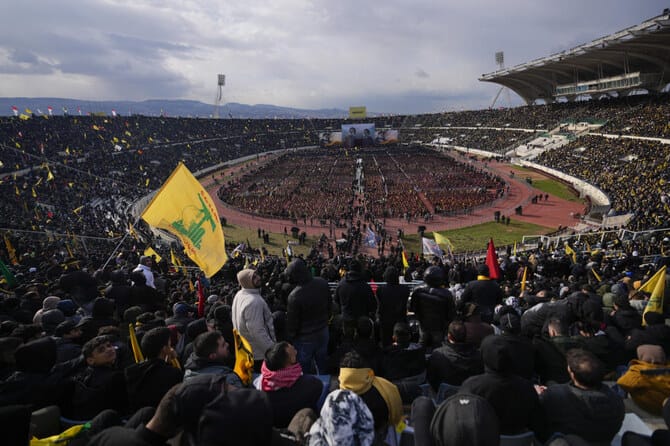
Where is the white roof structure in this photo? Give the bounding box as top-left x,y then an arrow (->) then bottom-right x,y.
480,10 -> 670,104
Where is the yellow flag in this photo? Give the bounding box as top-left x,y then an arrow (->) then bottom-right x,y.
591,267 -> 602,283
233,328 -> 254,386
433,232 -> 455,251
171,248 -> 185,273
128,323 -> 145,363
639,265 -> 666,294
141,163 -> 227,278
520,266 -> 528,292
144,246 -> 162,263
642,265 -> 666,326
401,250 -> 409,270
513,241 -> 517,256
564,243 -> 577,264
4,236 -> 18,265
19,114 -> 29,121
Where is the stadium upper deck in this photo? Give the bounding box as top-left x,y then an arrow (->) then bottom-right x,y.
480,9 -> 670,104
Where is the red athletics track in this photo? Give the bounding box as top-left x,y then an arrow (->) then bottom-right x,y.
199,152 -> 587,251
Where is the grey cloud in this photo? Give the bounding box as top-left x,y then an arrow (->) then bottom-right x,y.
415,69 -> 430,79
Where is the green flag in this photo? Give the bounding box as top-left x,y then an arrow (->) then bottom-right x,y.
0,258 -> 17,287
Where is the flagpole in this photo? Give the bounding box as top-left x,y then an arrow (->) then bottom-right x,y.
102,230 -> 131,271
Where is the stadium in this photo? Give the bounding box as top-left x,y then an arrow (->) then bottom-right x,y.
1,7 -> 670,446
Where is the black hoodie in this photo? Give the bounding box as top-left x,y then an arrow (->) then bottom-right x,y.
124,358 -> 182,411
285,259 -> 332,339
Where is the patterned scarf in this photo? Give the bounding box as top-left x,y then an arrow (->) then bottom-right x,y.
260,361 -> 302,391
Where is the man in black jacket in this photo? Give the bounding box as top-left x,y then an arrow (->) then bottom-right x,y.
460,264 -> 503,323
124,327 -> 183,412
335,259 -> 376,342
285,259 -> 331,374
409,266 -> 455,349
426,320 -> 483,391
539,348 -> 625,444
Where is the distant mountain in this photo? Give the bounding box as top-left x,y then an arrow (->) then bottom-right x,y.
0,98 -> 358,119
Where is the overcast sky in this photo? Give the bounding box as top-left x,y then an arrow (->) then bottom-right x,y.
0,1 -> 667,114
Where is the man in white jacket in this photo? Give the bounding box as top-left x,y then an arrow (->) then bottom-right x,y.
231,268 -> 276,372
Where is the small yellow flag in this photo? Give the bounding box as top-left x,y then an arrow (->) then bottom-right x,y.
144,246 -> 162,263
141,163 -> 227,277
642,266 -> 666,326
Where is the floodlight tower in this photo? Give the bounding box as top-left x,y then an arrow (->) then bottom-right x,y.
214,74 -> 225,118
490,52 -> 511,108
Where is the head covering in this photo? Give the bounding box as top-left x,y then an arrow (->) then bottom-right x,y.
206,295 -> 219,304
236,269 -> 257,289
41,296 -> 61,311
477,264 -> 490,277
55,320 -> 78,337
307,389 -> 374,446
430,394 -> 499,446
338,367 -> 403,427
41,309 -> 66,334
499,312 -> 521,334
637,345 -> 666,364
14,337 -> 57,373
173,302 -> 192,316
56,299 -> 78,317
198,387 -> 273,446
481,334 -> 513,374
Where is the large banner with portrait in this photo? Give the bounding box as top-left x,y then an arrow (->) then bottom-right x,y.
376,129 -> 399,145
341,123 -> 376,148
319,131 -> 342,147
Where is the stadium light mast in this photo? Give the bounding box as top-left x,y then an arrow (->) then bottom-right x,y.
490,52 -> 511,109
214,74 -> 225,118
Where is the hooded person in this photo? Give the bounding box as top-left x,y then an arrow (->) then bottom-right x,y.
0,337 -> 66,410
285,259 -> 331,374
231,269 -> 276,372
334,260 -> 377,342
376,266 -> 410,347
197,385 -> 275,446
459,334 -> 544,435
430,393 -> 500,446
33,296 -> 61,325
616,344 -> 670,415
41,308 -> 66,336
306,389 -> 375,446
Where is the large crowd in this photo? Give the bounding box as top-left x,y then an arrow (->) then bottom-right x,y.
2,94 -> 670,445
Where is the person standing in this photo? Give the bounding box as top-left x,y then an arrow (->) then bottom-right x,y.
232,269 -> 276,371
285,259 -> 331,374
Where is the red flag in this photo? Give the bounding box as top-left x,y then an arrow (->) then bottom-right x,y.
197,278 -> 205,318
370,278 -> 378,296
485,238 -> 502,280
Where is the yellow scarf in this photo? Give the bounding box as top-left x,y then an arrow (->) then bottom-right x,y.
477,275 -> 490,281
339,367 -> 404,427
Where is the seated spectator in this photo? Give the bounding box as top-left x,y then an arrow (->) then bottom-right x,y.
380,322 -> 426,384
539,348 -> 625,445
426,320 -> 483,391
257,341 -> 322,428
460,334 -> 543,435
54,319 -> 83,363
68,335 -> 129,420
625,312 -> 670,356
496,311 -> 535,379
617,344 -> 670,415
338,351 -> 404,435
533,317 -> 581,384
0,337 -> 67,410
412,393 -> 500,446
306,389 -> 374,446
124,327 -> 183,412
183,330 -> 242,386
462,303 -> 494,347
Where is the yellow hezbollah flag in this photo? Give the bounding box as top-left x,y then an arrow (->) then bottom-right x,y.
433,231 -> 455,251
564,243 -> 577,264
642,265 -> 666,326
144,246 -> 162,263
141,162 -> 227,277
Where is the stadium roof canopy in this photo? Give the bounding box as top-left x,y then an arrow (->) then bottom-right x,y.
479,9 -> 670,104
